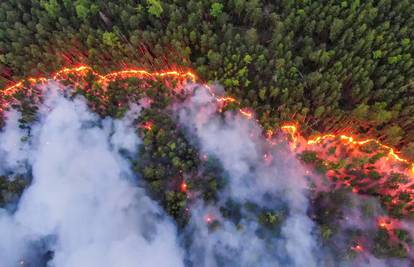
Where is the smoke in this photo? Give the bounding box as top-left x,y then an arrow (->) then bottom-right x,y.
0,84 -> 184,267
1,82 -> 413,267
174,85 -> 414,267
175,86 -> 319,267
0,109 -> 29,174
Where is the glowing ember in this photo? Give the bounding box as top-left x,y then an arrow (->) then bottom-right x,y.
266,129 -> 273,139
352,188 -> 358,193
280,124 -> 298,135
180,181 -> 187,193
351,244 -> 364,252
216,96 -> 239,111
216,96 -> 238,104
239,108 -> 253,119
140,121 -> 153,131
205,215 -> 213,224
377,217 -> 396,231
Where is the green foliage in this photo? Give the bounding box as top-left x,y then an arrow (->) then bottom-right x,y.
3,1 -> 414,259
2,0 -> 414,159
321,225 -> 333,240
373,229 -> 409,258
102,32 -> 119,47
401,38 -> 410,47
313,189 -> 349,229
314,106 -> 325,118
243,54 -> 252,64
368,153 -> 385,164
146,0 -> 163,18
165,190 -> 186,221
134,106 -> 225,220
75,0 -> 90,19
258,211 -> 281,228
0,176 -> 27,206
372,50 -> 383,59
388,55 -> 402,65
300,151 -> 318,164
41,0 -> 59,17
327,147 -> 336,155
210,3 -> 224,18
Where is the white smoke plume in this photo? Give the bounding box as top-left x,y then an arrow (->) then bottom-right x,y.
0,109 -> 29,174
175,86 -> 319,267
0,84 -> 184,267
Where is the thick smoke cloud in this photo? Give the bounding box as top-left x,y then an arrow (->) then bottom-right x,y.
175,87 -> 319,267
0,110 -> 29,174
0,85 -> 184,267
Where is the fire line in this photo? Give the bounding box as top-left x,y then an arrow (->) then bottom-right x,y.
2,65 -> 413,176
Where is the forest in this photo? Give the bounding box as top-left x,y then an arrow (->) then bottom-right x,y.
1,0 -> 414,158
1,0 -> 414,266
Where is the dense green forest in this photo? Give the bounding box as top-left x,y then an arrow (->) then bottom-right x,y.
1,0 -> 414,158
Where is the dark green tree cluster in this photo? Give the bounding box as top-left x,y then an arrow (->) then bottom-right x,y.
135,107 -> 197,224
1,0 -> 414,158
135,106 -> 226,225
372,228 -> 411,258
0,175 -> 27,206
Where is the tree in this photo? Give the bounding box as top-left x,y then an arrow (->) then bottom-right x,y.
245,28 -> 258,46
210,3 -> 224,18
102,32 -> 119,47
146,0 -> 163,18
75,0 -> 89,19
41,0 -> 59,18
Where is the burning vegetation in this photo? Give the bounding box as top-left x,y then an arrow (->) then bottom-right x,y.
1,66 -> 414,265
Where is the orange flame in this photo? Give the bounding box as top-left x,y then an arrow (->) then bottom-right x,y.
2,65 -> 196,97
216,96 -> 238,104
377,217 -> 396,231
280,124 -> 414,175
2,65 -> 414,179
281,123 -> 299,145
140,121 -> 153,131
239,108 -> 253,119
